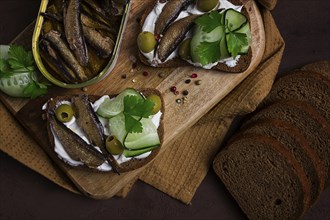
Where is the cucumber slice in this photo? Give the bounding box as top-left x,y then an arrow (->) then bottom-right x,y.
109,113 -> 160,151
225,9 -> 247,33
97,88 -> 141,118
123,145 -> 158,157
234,22 -> 251,54
219,34 -> 230,60
109,113 -> 127,144
124,117 -> 160,150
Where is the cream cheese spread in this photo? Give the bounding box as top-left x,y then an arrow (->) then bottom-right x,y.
45,96 -> 162,172
141,0 -> 243,68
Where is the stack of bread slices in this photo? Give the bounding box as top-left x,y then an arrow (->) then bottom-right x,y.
213,61 -> 330,219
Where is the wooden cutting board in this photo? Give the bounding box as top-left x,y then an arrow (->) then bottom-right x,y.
0,0 -> 265,199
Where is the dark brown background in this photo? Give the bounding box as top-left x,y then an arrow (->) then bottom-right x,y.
0,0 -> 329,219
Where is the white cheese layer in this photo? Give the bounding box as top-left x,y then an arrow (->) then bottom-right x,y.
50,96 -> 162,172
141,0 -> 243,68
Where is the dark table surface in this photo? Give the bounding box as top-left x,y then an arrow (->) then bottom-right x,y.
1,0 -> 330,219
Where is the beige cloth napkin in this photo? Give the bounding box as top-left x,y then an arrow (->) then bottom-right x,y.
0,0 -> 284,204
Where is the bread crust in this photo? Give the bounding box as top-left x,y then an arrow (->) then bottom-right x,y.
138,0 -> 252,73
44,88 -> 164,173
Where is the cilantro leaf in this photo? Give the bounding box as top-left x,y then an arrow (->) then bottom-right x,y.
23,80 -> 48,99
8,45 -> 34,70
226,32 -> 248,58
195,11 -> 223,33
123,95 -> 155,133
124,114 -> 143,133
195,41 -> 221,66
0,45 -> 49,98
0,59 -> 13,77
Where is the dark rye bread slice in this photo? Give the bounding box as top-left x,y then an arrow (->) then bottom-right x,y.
138,0 -> 252,73
214,134 -> 310,219
261,70 -> 330,124
242,100 -> 330,186
301,60 -> 330,79
44,89 -> 164,173
237,119 -> 326,204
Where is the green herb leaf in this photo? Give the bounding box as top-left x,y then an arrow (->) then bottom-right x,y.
195,41 -> 221,66
23,80 -> 48,99
0,45 -> 49,98
123,95 -> 154,133
8,45 -> 34,71
195,11 -> 223,33
124,114 -> 143,133
226,32 -> 248,58
0,59 -> 12,77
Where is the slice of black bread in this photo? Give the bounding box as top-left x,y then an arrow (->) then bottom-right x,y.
138,0 -> 252,73
242,100 -> 330,186
214,134 -> 309,219
260,70 -> 330,124
44,88 -> 164,173
237,119 -> 326,204
301,60 -> 330,79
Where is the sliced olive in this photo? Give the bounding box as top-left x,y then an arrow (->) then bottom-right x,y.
178,38 -> 191,60
55,104 -> 74,122
196,0 -> 219,12
137,31 -> 157,53
106,135 -> 124,155
147,94 -> 162,114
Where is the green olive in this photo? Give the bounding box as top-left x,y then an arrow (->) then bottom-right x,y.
178,38 -> 191,60
137,31 -> 157,53
147,94 -> 162,114
196,0 -> 219,12
55,104 -> 74,122
106,136 -> 124,155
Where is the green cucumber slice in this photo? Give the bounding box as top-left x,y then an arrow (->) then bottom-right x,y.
109,113 -> 160,152
234,22 -> 251,54
124,117 -> 160,150
97,88 -> 141,118
123,145 -> 158,157
109,113 -> 127,144
219,35 -> 230,60
225,9 -> 247,33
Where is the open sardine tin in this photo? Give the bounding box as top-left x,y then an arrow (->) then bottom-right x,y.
32,0 -> 131,88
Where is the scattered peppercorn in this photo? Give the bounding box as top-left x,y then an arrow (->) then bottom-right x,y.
191,73 -> 198,78
132,79 -> 136,83
185,79 -> 191,84
195,80 -> 202,85
82,87 -> 88,92
121,74 -> 127,79
158,72 -> 165,78
170,86 -> 177,93
142,71 -> 149,76
175,90 -> 180,95
182,90 -> 189,96
176,98 -> 182,104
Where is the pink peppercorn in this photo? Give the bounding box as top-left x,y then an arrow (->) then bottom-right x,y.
191,73 -> 198,78
142,71 -> 149,76
170,86 -> 177,93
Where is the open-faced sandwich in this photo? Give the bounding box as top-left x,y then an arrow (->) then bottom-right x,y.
137,0 -> 252,73
43,88 -> 164,173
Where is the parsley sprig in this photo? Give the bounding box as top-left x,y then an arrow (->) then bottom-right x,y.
193,10 -> 250,66
123,95 -> 154,133
0,45 -> 48,98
